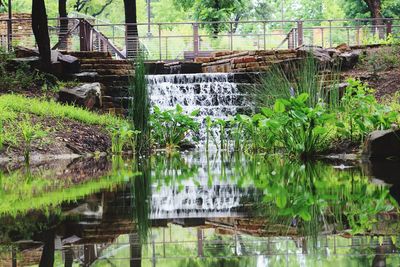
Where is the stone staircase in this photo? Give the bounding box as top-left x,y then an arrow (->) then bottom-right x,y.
65,51 -> 134,113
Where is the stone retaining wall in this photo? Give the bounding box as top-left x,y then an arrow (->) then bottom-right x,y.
197,45 -> 381,73
197,49 -> 299,73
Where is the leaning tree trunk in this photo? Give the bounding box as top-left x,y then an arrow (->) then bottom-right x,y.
364,0 -> 385,39
58,0 -> 69,50
32,0 -> 51,68
123,0 -> 139,59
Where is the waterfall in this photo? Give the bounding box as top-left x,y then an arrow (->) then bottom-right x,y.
147,73 -> 253,142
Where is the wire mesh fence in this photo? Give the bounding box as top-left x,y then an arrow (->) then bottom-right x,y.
0,18 -> 399,61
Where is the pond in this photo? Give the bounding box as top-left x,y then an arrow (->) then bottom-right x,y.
0,151 -> 399,266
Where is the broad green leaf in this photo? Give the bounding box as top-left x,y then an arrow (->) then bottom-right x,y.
274,100 -> 286,113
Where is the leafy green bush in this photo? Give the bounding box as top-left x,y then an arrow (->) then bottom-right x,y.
226,93 -> 334,157
359,45 -> 400,73
150,105 -> 199,149
0,49 -> 48,92
212,79 -> 397,157
337,79 -> 398,142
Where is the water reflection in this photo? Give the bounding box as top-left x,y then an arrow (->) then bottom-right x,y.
0,152 -> 399,266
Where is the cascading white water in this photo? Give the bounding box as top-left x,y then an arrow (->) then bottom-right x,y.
147,73 -> 251,142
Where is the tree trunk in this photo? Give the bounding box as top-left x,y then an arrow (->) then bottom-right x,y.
39,230 -> 55,267
58,0 -> 69,50
123,0 -> 139,58
363,0 -> 385,38
32,0 -> 51,68
58,0 -> 68,50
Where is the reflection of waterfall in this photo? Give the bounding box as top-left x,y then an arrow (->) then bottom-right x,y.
150,152 -> 259,219
150,185 -> 254,219
147,73 -> 252,140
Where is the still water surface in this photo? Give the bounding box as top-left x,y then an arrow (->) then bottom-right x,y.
0,151 -> 399,266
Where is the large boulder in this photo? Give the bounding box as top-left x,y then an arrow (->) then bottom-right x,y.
338,50 -> 361,70
59,83 -> 104,110
14,46 -> 40,58
362,129 -> 400,159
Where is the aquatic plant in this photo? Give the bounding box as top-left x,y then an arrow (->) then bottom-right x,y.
251,54 -> 341,109
129,50 -> 150,153
150,105 -> 199,149
109,124 -> 140,154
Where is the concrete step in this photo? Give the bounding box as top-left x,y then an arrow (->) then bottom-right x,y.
63,51 -> 113,59
81,63 -> 133,70
81,68 -> 134,76
80,58 -> 130,65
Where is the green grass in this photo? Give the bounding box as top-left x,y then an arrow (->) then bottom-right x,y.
0,94 -> 124,127
0,94 -> 127,153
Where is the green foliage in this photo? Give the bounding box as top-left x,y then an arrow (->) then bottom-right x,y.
212,79 -> 397,157
0,94 -> 124,127
252,56 -> 341,109
359,41 -> 400,73
337,79 -> 398,142
224,94 -> 334,157
151,105 -> 200,149
129,51 -> 150,153
0,49 -> 48,93
17,116 -> 48,163
109,124 -> 140,154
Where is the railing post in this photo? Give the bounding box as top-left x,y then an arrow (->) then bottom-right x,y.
356,19 -> 360,46
297,20 -> 303,47
158,23 -> 162,61
386,19 -> 393,38
263,22 -> 266,50
229,22 -> 233,51
7,0 -> 12,52
7,18 -> 12,52
193,23 -> 199,57
79,18 -> 89,51
329,20 -> 332,48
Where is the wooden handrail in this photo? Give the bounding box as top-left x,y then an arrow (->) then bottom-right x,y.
85,20 -> 126,59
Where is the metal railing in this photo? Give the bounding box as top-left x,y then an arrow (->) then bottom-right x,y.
0,17 -> 399,61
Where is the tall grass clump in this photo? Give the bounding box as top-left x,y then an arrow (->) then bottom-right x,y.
129,50 -> 150,153
18,116 -> 47,164
251,54 -> 341,109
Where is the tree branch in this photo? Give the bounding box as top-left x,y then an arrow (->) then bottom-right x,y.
92,0 -> 113,17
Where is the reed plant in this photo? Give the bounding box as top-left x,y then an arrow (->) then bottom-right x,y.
128,50 -> 150,154
251,54 -> 341,109
109,124 -> 140,154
